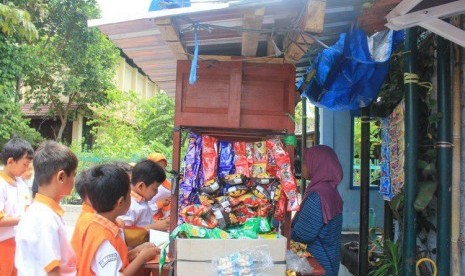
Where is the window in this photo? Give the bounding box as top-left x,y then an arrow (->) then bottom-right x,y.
352,117 -> 382,189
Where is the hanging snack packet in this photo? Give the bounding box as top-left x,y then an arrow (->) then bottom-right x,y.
183,212 -> 218,229
268,181 -> 282,203
266,139 -> 278,177
226,185 -> 249,198
218,141 -> 235,178
180,204 -> 211,217
200,178 -> 221,195
202,135 -> 218,182
273,191 -> 286,221
233,142 -> 250,177
245,142 -> 254,173
179,133 -> 202,217
199,193 -> 215,207
252,141 -> 267,177
252,185 -> 271,201
268,137 -> 300,211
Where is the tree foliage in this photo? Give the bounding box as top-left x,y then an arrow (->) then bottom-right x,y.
0,2 -> 38,41
18,0 -> 119,141
87,89 -> 148,160
136,92 -> 175,159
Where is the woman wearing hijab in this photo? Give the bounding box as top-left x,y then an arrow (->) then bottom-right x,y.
291,145 -> 343,276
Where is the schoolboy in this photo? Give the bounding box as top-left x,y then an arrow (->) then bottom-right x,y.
70,170 -> 95,266
118,159 -> 169,231
78,164 -> 159,275
0,138 -> 34,276
15,141 -> 78,275
147,153 -> 171,220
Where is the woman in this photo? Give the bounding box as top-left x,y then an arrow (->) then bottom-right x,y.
291,145 -> 343,276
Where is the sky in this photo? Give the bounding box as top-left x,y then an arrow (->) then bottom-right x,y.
97,0 -> 152,20
96,0 -> 222,20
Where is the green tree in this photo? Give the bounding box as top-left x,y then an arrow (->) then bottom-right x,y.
0,2 -> 37,41
88,89 -> 149,160
136,92 -> 175,159
0,2 -> 41,147
20,0 -> 119,141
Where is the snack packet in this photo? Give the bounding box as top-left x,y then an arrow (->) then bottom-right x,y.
202,135 -> 218,182
218,141 -> 235,178
233,142 -> 250,177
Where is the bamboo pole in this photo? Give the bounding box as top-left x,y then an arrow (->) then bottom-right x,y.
451,16 -> 462,276
436,33 -> 452,276
359,107 -> 370,276
402,28 -> 419,276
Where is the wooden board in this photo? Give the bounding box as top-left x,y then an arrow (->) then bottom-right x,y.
174,60 -> 296,132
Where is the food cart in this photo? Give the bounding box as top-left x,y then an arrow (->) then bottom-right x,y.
155,59 -> 325,275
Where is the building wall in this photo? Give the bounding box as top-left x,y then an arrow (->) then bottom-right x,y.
72,57 -> 160,144
320,108 -> 385,231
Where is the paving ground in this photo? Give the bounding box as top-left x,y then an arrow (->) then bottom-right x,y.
62,204 -> 81,240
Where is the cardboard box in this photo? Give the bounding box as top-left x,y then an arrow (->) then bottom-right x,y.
176,238 -> 287,276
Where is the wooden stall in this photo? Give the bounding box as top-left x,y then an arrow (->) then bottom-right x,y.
165,59 -> 324,275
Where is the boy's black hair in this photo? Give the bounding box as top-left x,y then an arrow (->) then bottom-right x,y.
0,137 -> 34,164
86,164 -> 130,213
74,170 -> 89,200
33,141 -> 78,187
112,161 -> 133,174
131,159 -> 166,186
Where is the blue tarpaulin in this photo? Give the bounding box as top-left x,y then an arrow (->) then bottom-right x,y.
149,0 -> 191,11
298,28 -> 403,111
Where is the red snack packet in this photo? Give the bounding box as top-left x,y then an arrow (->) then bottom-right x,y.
233,142 -> 250,177
245,143 -> 254,173
268,137 -> 300,212
257,203 -> 272,217
180,204 -> 211,217
253,141 -> 267,163
273,191 -> 286,221
202,135 -> 218,182
266,140 -> 278,177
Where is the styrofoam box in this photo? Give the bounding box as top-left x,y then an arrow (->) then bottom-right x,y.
176,238 -> 287,275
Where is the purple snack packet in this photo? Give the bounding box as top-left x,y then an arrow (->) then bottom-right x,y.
218,141 -> 235,179
179,133 -> 203,222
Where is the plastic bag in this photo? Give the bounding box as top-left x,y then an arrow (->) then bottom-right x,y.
285,250 -> 313,275
212,245 -> 274,276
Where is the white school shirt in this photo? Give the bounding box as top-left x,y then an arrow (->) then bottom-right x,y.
15,193 -> 77,276
118,191 -> 153,227
0,172 -> 31,242
148,184 -> 171,214
91,240 -> 124,275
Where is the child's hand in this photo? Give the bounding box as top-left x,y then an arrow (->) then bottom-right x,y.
153,217 -> 170,231
162,198 -> 171,206
139,244 -> 161,262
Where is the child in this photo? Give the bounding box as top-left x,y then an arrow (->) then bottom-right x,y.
0,138 -> 34,276
15,141 -> 78,275
78,164 -> 159,275
70,170 -> 95,267
147,153 -> 171,220
118,159 -> 169,231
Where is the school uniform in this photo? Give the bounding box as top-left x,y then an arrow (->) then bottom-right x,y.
77,214 -> 129,276
148,180 -> 171,219
15,193 -> 76,276
71,203 -> 96,268
0,172 -> 31,276
118,191 -> 153,227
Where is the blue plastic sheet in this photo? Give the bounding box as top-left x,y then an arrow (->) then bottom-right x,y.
299,28 -> 403,111
149,0 -> 190,11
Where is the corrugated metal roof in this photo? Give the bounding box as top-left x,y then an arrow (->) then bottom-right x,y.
90,0 -> 362,97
